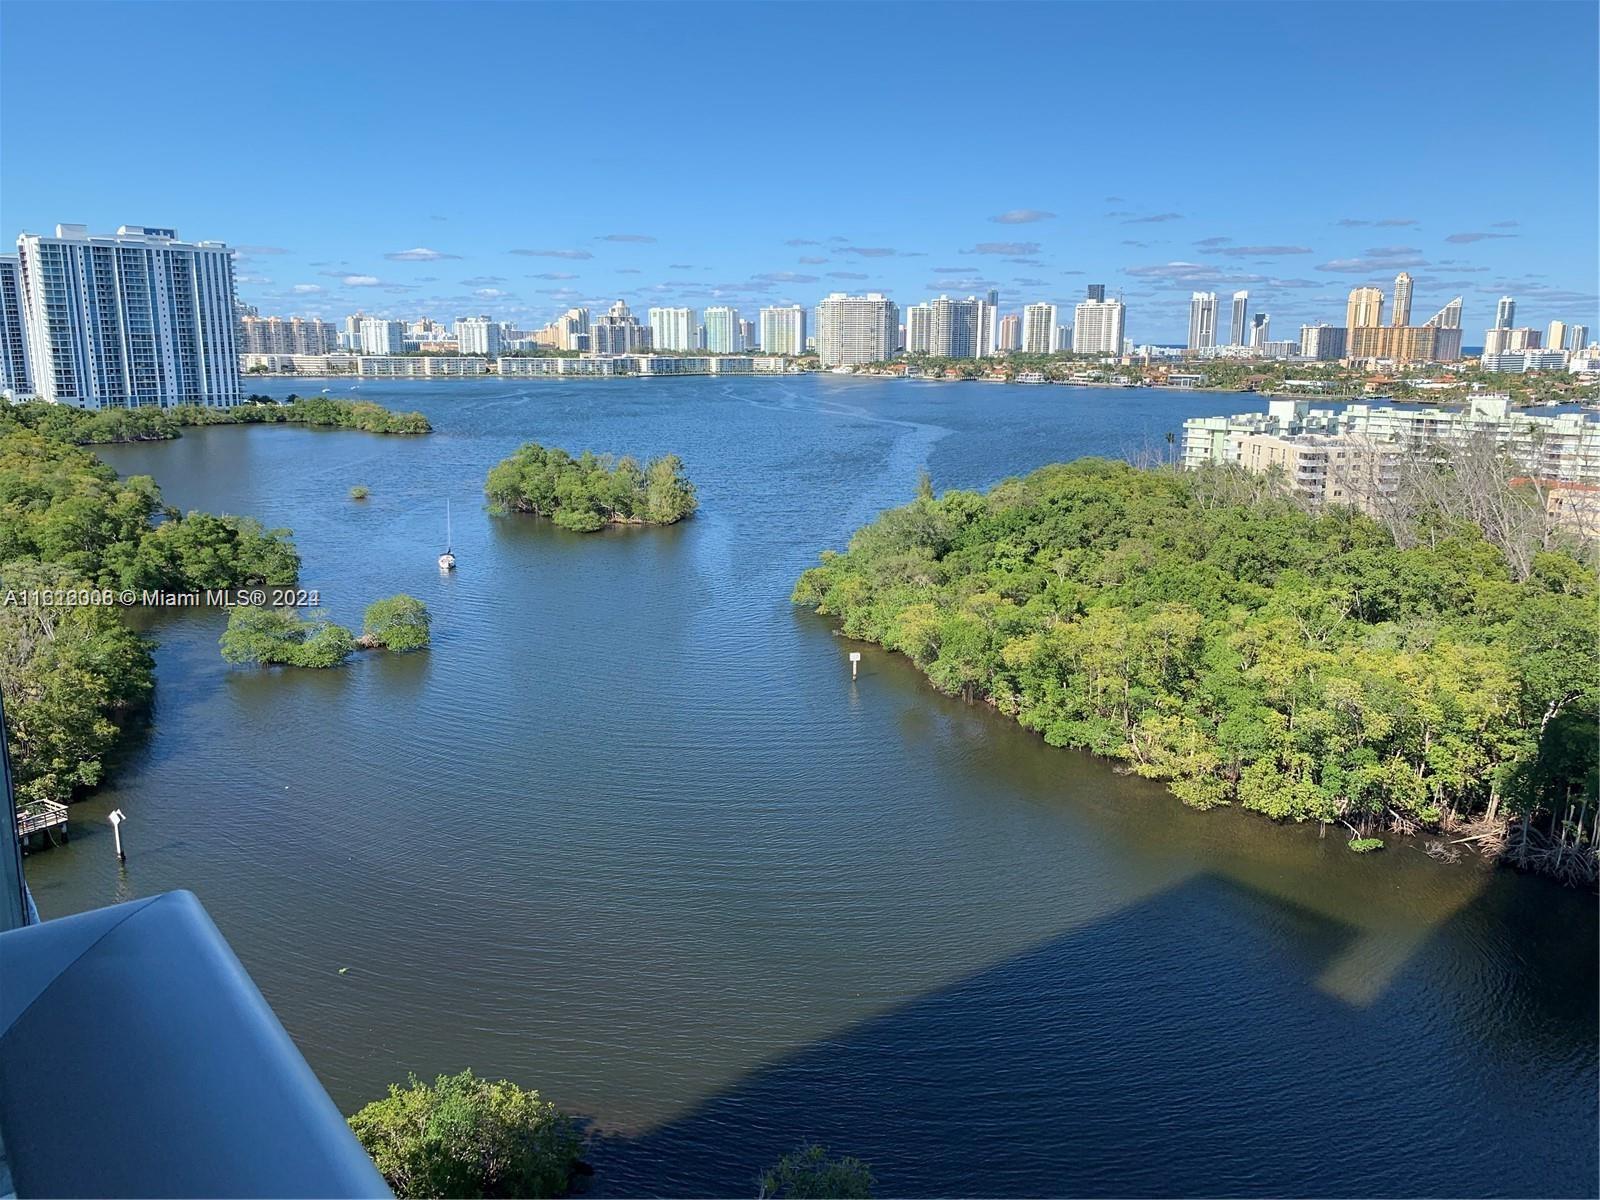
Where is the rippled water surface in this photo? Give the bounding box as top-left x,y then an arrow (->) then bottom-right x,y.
26,376 -> 1598,1196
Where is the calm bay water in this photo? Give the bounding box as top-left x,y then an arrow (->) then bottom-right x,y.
24,376 -> 1597,1196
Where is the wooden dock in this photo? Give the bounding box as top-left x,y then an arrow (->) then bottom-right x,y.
16,800 -> 68,853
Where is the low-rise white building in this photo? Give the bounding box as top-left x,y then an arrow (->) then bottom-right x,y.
357,356 -> 488,378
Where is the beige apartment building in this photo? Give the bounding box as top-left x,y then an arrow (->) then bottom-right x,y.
1235,432 -> 1401,512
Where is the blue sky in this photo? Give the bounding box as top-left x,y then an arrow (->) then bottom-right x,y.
3,1 -> 1595,342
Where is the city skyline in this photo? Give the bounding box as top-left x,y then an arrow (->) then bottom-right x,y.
1,2 -> 1594,342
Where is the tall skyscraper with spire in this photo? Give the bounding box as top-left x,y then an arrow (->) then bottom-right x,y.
1391,272 -> 1413,327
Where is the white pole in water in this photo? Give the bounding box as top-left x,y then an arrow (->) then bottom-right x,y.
108,809 -> 126,862
849,651 -> 861,680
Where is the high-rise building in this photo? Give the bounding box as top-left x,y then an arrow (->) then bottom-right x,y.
1345,286 -> 1384,330
456,315 -> 503,356
1299,324 -> 1348,361
1391,272 -> 1413,327
1248,312 -> 1270,349
1086,283 -> 1106,302
1228,291 -> 1249,346
1546,321 -> 1569,354
1347,324 -> 1463,364
1424,296 -> 1463,330
759,305 -> 807,355
237,316 -> 340,355
905,303 -> 932,355
1022,303 -> 1059,354
1494,296 -> 1516,329
359,318 -> 406,355
17,223 -> 241,408
0,255 -> 34,398
1188,292 -> 1218,351
703,306 -> 742,352
648,306 -> 696,351
816,293 -> 898,366
589,300 -> 651,354
1569,325 -> 1590,350
924,296 -> 994,358
1072,298 -> 1125,355
996,313 -> 1022,352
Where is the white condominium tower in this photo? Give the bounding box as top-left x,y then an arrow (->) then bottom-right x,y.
816,293 -> 898,366
455,315 -> 502,355
648,306 -> 695,352
905,303 -> 933,354
359,317 -> 406,354
16,224 -> 241,408
1248,312 -> 1270,349
1391,272 -> 1413,327
1022,303 -> 1059,354
0,255 -> 32,398
759,305 -> 807,355
1494,296 -> 1516,329
1072,297 -> 1125,354
1228,291 -> 1249,346
1187,292 -> 1218,352
703,305 -> 742,352
918,295 -> 995,358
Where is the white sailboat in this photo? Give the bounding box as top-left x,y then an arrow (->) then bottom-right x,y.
438,501 -> 456,571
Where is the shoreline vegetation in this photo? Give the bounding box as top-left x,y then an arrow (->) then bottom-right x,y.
0,401 -> 424,811
485,442 -> 697,532
220,594 -> 431,669
0,395 -> 432,444
793,460 -> 1598,887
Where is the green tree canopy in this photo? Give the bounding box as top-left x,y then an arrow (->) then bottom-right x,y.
758,1143 -> 875,1199
485,442 -> 697,531
348,1069 -> 580,1199
363,594 -> 432,652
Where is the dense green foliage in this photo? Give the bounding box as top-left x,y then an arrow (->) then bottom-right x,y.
219,606 -> 356,668
348,1070 -> 580,1199
363,594 -> 432,652
0,429 -> 301,803
221,595 -> 430,667
485,442 -> 697,532
793,459 -> 1598,839
0,395 -> 431,444
0,564 -> 154,806
758,1144 -> 875,1199
0,428 -> 299,590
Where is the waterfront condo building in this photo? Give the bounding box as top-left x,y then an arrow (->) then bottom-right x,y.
1073,298 -> 1125,355
1494,296 -> 1516,329
589,301 -> 652,355
905,303 -> 933,355
648,306 -> 696,352
1248,312 -> 1270,349
914,296 -> 997,358
1345,286 -> 1384,331
1022,303 -> 1059,354
237,315 -> 340,355
1228,291 -> 1249,346
1187,292 -> 1218,352
759,305 -> 807,355
816,293 -> 898,366
997,313 -> 1022,352
703,306 -> 742,353
455,315 -> 503,356
1299,324 -> 1348,361
358,318 -> 406,355
16,224 -> 241,408
0,255 -> 33,398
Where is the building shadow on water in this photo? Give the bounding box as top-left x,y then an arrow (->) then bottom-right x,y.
583,871 -> 1597,1198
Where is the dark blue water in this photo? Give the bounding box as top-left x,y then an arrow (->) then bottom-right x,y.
25,375 -> 1597,1196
